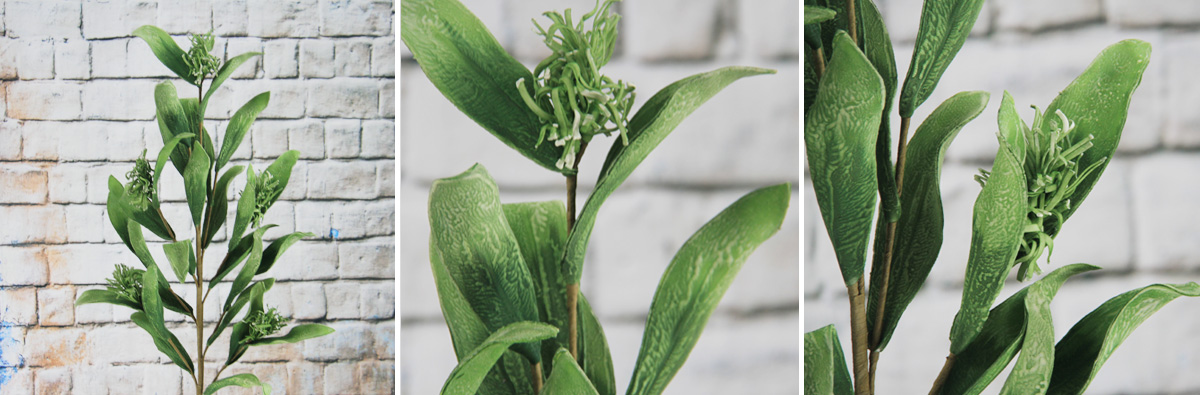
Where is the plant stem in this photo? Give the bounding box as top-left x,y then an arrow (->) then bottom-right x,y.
928,353 -> 956,395
868,116 -> 912,389
532,362 -> 544,393
848,278 -> 870,395
195,226 -> 206,395
565,141 -> 588,359
814,47 -> 827,79
847,0 -> 858,45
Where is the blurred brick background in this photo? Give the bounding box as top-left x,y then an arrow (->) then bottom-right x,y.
0,0 -> 395,393
399,0 -> 800,394
805,0 -> 1200,393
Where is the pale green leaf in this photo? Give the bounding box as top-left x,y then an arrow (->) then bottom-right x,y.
440,321 -> 559,395
804,325 -> 852,395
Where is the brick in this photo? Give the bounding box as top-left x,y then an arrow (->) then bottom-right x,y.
1044,160 -> 1134,270
334,39 -> 371,77
0,121 -> 19,160
0,325 -> 25,367
248,0 -> 320,38
324,119 -> 361,158
57,122 -> 107,161
251,120 -> 291,158
291,282 -> 326,319
305,321 -> 373,361
360,120 -> 393,159
398,183 -> 439,319
286,119 -> 325,159
321,0 -> 391,36
1165,33 -> 1200,149
24,328 -> 88,367
54,38 -> 89,80
373,321 -> 393,359
257,79 -> 308,119
73,286 -> 112,324
140,365 -> 185,394
0,39 -> 16,80
324,362 -> 360,393
81,79 -> 157,120
34,366 -> 71,394
0,165 -> 48,203
6,82 -> 82,120
338,242 -> 393,279
331,200 -> 393,239
0,288 -> 37,325
380,79 -> 394,118
242,341 -> 303,363
226,37 -> 264,79
307,161 -> 376,199
264,39 -> 299,79
82,0 -> 158,39
299,39 -> 335,78
286,362 -> 325,394
0,206 -> 66,244
44,244 -> 126,285
64,205 -> 106,243
625,0 -> 721,61
156,0 -> 212,34
307,79 -> 379,118
1132,154 -> 1200,270
1,367 -> 33,395
214,0 -> 250,36
371,36 -> 394,77
4,0 -> 81,38
738,0 -> 799,59
20,122 -> 62,160
270,240 -> 338,280
1105,0 -> 1200,27
85,325 -> 162,365
360,282 -> 394,319
35,287 -> 74,326
324,283 -> 360,319
209,79 -> 307,119
0,247 -> 49,287
124,36 -> 175,78
359,360 -> 395,393
16,38 -> 55,80
995,0 -> 1103,31
294,201 -> 334,240
89,39 -> 128,78
105,123 -> 148,161
278,160 -> 308,200
377,161 -> 394,197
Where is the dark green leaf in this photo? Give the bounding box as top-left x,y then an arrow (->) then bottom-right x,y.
153,132 -> 196,203
163,240 -> 193,283
805,32 -> 882,287
247,323 -> 335,346
578,294 -> 615,395
224,228 -> 265,310
440,321 -> 559,395
132,25 -> 196,85
217,92 -> 269,170
804,325 -> 853,395
107,177 -> 133,251
563,66 -> 774,284
859,0 -> 900,226
263,150 -> 299,207
627,184 -> 790,395
212,225 -> 276,289
429,164 -> 544,364
204,374 -> 270,395
202,52 -> 262,114
183,142 -> 210,226
181,98 -> 210,159
1047,282 -> 1200,394
74,289 -> 141,311
867,90 -> 989,350
155,82 -> 195,176
255,232 -> 315,275
230,165 -> 257,247
502,201 -> 570,367
401,0 -> 564,173
543,348 -> 600,395
135,264 -> 194,373
897,0 -> 986,117
204,165 -> 245,249
208,278 -> 274,347
804,6 -> 836,25
131,311 -> 194,374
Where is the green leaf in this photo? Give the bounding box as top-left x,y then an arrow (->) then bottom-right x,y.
897,0 -> 986,117
429,164 -> 544,364
939,264 -> 1098,395
401,0 -> 564,173
132,25 -> 196,85
247,323 -> 335,346
804,6 -> 836,25
74,289 -> 141,311
804,32 -> 882,287
627,184 -> 790,395
155,82 -> 195,175
107,177 -> 134,250
212,225 -> 276,289
501,201 -> 571,367
202,52 -> 262,114
230,165 -> 257,247
163,240 -> 193,283
440,321 -> 559,395
183,142 -> 210,226
947,92 -> 1028,354
208,278 -> 274,347
859,0 -> 900,226
1047,282 -> 1200,394
153,132 -> 196,202
227,279 -> 270,364
577,294 -> 615,395
255,232 -> 315,275
543,348 -> 600,395
135,264 -> 194,373
263,150 -> 300,206
204,165 -> 245,249
224,229 -> 265,310
1043,39 -> 1151,222
804,325 -> 853,395
217,92 -> 269,170
867,90 -> 989,351
204,374 -> 271,395
131,311 -> 194,374
181,98 -> 211,159
563,65 -> 775,284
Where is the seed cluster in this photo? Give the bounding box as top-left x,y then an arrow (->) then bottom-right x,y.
251,171 -> 279,227
183,31 -> 222,82
245,307 -> 288,342
125,150 -> 156,210
107,264 -> 146,305
516,0 -> 636,171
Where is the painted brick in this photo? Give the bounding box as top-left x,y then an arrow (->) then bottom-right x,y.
324,282 -> 360,320
251,120 -> 291,159
1132,154 -> 1200,270
24,327 -> 88,367
287,362 -> 325,394
214,0 -> 250,36
0,326 -> 25,367
995,0 -> 1103,31
81,80 -> 157,121
35,287 -> 73,326
0,206 -> 66,244
338,242 -> 393,280
371,36 -> 394,77
330,200 -> 393,239
85,325 -> 163,365
226,37 -> 264,79
373,321 -> 394,359
54,38 -> 90,80
6,82 -> 82,121
0,165 -> 48,203
44,243 -> 126,285
0,288 -> 37,325
504,0 -> 598,60
125,36 -> 176,78
398,322 -> 459,394
304,321 -> 374,361
63,206 -> 105,244
359,360 -> 395,393
16,38 -> 55,80
82,0 -> 158,39
157,0 -> 213,34
89,39 -> 128,78
34,366 -> 71,394
324,362 -> 359,394
4,0 -> 81,38
334,39 -> 371,77
398,182 -> 438,319
264,38 -> 299,79
360,120 -> 393,159
324,119 -> 361,158
377,161 -> 394,197
73,286 -> 112,325
270,241 -> 338,280
290,282 -> 326,319
307,79 -> 379,118
360,282 -> 394,320
293,201 -> 334,240
247,0 -> 320,38
307,161 -> 376,199
0,247 -> 49,287
286,119 -> 325,159
321,0 -> 391,37
883,0 -> 992,43
379,79 -> 394,118
738,0 -> 800,59
299,39 -> 335,78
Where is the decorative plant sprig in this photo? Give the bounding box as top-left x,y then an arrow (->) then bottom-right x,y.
404,0 -> 783,393
76,26 -> 332,395
804,1 -> 1195,394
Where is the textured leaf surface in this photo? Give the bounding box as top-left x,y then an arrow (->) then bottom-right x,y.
562,66 -> 774,283
204,165 -> 244,248
860,0 -> 900,226
248,324 -> 335,346
212,225 -> 275,289
940,264 -> 1097,395
217,92 -> 269,170
947,92 -> 1027,354
133,25 -> 195,85
1047,282 -> 1200,394
75,289 -> 141,311
204,374 -> 270,395
627,184 -> 789,395
163,240 -> 192,283
263,150 -> 300,207
804,32 -> 882,287
183,147 -> 210,226
804,6 -> 836,25
897,0 -> 986,117
107,177 -> 134,250
867,91 -> 988,350
229,165 -> 256,246
154,82 -> 194,174
208,278 -> 273,347
401,0 -> 563,173
804,325 -> 853,395
503,201 -> 570,364
543,348 -> 600,395
135,264 -> 193,373
578,294 -> 615,395
1000,265 -> 1100,395
1043,40 -> 1151,222
429,164 -> 543,363
440,321 -> 559,395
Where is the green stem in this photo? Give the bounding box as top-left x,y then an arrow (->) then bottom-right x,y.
565,141 -> 588,360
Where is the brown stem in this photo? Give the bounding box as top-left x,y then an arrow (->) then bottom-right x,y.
195,225 -> 205,394
565,141 -> 588,360
848,278 -> 870,395
531,362 -> 544,393
814,47 -> 827,78
847,0 -> 858,45
928,354 -> 956,395
867,116 -> 913,388
894,117 -> 912,193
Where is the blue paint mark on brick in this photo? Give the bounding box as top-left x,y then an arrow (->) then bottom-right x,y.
330,228 -> 340,239
0,321 -> 24,390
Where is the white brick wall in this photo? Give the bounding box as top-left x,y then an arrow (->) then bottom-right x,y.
807,0 -> 1200,393
0,0 -> 394,393
400,0 -> 800,394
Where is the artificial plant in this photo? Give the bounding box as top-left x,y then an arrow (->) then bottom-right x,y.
74,26 -> 334,394
804,1 -> 1198,394
403,0 -> 792,393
